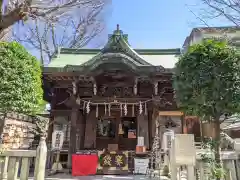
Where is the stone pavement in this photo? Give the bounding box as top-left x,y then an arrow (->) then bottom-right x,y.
27,174 -> 170,180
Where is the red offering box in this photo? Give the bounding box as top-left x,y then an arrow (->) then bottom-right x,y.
72,154 -> 98,176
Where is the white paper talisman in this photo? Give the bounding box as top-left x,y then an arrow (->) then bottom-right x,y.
137,136 -> 144,146
52,130 -> 64,150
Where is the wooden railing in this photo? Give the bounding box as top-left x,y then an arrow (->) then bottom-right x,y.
0,137 -> 47,180
0,150 -> 36,180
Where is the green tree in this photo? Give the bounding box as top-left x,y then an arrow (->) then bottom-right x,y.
173,39 -> 240,179
0,41 -> 44,133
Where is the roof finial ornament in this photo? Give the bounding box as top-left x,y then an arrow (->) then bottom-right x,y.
117,24 -> 120,31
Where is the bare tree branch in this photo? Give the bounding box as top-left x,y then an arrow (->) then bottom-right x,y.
0,0 -> 108,41
12,0 -> 108,64
200,0 -> 240,26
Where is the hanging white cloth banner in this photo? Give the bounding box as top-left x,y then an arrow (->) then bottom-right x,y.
137,136 -> 144,146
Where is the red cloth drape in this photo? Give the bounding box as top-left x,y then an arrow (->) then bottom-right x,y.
72,154 -> 98,176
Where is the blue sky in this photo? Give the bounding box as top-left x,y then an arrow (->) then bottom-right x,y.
101,0 -> 233,49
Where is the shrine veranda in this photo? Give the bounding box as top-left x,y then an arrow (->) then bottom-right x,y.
42,25 -> 200,174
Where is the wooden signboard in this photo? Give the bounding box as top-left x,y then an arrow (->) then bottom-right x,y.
134,158 -> 149,174
172,134 -> 196,166
97,150 -> 128,175
52,130 -> 64,150
159,111 -> 183,116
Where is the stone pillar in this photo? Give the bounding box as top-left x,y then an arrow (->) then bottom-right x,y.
67,108 -> 78,168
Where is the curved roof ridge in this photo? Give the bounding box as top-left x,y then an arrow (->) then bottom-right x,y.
122,38 -> 153,66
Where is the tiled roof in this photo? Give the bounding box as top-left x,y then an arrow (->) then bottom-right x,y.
47,25 -> 180,69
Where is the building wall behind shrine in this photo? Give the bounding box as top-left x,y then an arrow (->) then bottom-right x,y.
183,116 -> 201,141
159,116 -> 182,133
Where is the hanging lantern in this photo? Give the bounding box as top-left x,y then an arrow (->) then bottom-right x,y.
139,101 -> 143,114
86,101 -> 90,114
124,103 -> 127,116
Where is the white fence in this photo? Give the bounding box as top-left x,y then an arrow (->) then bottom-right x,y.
168,134 -> 240,180
0,137 -> 47,180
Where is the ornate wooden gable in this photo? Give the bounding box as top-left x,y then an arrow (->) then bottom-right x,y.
82,24 -> 153,69
58,25 -> 168,75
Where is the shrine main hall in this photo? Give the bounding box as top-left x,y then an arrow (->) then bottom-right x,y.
42,25 -> 199,173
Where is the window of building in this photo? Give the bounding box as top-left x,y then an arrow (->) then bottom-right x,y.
121,117 -> 137,138
97,118 -> 116,138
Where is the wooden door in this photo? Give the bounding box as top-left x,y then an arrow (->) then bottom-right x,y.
96,110 -> 120,150
117,116 -> 137,150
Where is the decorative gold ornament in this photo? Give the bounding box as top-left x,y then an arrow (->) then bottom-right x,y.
115,155 -> 123,166
103,155 -> 112,166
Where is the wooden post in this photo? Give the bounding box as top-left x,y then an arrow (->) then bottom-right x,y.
67,108 -> 78,168
137,113 -> 149,148
77,110 -> 85,150
226,160 -> 237,180
7,157 -> 17,180
20,157 -> 30,180
34,137 -> 47,180
1,156 -> 9,180
187,165 -> 195,180
169,138 -> 177,180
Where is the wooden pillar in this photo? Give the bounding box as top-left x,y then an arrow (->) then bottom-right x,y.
84,109 -> 97,149
47,89 -> 56,143
137,113 -> 149,148
34,137 -> 47,180
47,114 -> 54,143
67,108 -> 78,168
151,107 -> 159,140
76,110 -> 86,150
148,110 -> 153,148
